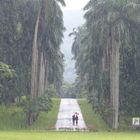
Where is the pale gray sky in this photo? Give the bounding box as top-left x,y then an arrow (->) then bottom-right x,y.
61,0 -> 89,83
62,0 -> 89,10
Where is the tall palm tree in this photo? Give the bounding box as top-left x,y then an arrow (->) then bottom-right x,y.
30,0 -> 65,125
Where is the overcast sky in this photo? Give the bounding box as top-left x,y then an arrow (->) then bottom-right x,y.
62,0 -> 89,10
61,0 -> 89,83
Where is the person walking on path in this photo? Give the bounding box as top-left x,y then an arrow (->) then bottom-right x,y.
72,113 -> 76,125
75,113 -> 79,125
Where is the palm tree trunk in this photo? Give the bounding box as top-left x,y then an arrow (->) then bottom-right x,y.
38,52 -> 46,95
29,8 -> 41,125
110,26 -> 120,130
110,43 -> 119,130
31,8 -> 41,99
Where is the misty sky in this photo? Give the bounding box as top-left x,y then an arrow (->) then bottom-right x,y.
61,0 -> 89,83
62,0 -> 89,10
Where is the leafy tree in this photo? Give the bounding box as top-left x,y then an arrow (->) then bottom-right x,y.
0,62 -> 16,104
20,89 -> 53,125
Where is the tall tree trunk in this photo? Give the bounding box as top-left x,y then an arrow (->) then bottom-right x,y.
38,52 -> 46,95
29,8 -> 41,125
44,58 -> 49,89
110,26 -> 120,130
31,9 -> 41,99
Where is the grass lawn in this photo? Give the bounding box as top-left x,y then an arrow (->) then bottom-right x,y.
78,99 -> 110,131
0,105 -> 26,130
0,98 -> 60,130
0,131 -> 140,140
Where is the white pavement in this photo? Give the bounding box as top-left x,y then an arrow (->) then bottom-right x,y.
55,98 -> 87,131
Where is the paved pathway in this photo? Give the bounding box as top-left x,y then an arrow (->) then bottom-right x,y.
55,98 -> 87,131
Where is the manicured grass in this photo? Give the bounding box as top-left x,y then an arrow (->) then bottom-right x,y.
78,99 -> 110,131
0,131 -> 140,140
0,98 -> 60,130
0,105 -> 26,130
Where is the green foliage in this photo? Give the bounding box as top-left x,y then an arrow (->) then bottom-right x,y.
46,85 -> 57,97
19,92 -> 53,123
62,82 -> 78,98
0,62 -> 16,78
0,62 -> 17,104
0,0 -> 37,100
120,44 -> 140,116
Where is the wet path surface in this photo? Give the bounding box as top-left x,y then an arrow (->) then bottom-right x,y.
55,98 -> 87,131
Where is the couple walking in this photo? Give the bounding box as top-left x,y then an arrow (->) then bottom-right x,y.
72,112 -> 79,126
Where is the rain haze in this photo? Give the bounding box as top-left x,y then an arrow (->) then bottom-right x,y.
61,0 -> 89,83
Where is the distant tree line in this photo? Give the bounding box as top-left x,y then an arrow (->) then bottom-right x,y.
71,0 -> 140,129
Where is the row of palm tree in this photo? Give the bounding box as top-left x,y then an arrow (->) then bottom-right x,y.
71,0 -> 140,129
0,0 -> 65,124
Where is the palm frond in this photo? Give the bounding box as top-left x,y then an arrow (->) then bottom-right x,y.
56,0 -> 66,6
